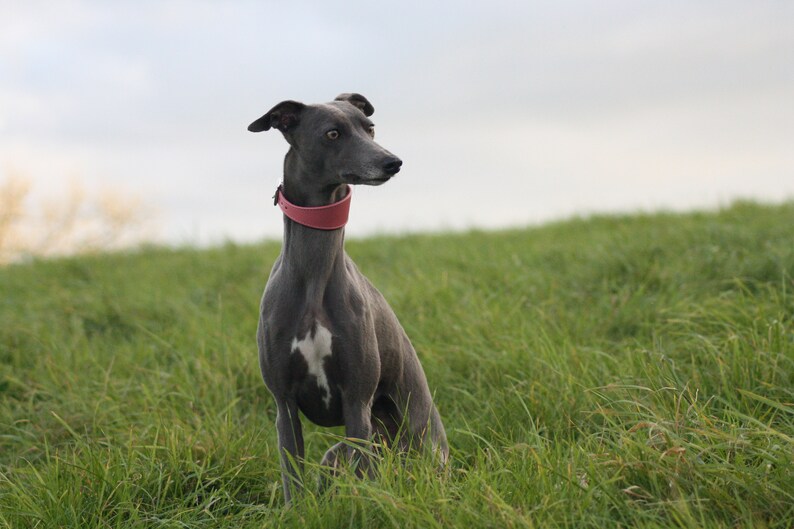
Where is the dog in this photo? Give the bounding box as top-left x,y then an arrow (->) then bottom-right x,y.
248,93 -> 448,503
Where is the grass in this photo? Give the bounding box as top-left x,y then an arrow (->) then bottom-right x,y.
1,200 -> 793,528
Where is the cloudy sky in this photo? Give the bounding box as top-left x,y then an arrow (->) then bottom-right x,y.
2,1 -> 792,244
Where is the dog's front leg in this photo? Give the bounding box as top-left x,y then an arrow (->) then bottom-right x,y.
342,397 -> 374,476
275,398 -> 304,504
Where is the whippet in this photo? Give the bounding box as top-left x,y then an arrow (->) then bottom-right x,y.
248,93 -> 448,503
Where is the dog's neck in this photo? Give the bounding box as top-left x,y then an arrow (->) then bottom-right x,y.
276,185 -> 351,230
279,183 -> 349,285
281,180 -> 349,209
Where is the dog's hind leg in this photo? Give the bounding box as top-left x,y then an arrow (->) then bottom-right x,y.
399,377 -> 449,466
317,441 -> 346,493
426,403 -> 449,466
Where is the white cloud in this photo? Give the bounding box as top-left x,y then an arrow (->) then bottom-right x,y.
1,1 -> 793,245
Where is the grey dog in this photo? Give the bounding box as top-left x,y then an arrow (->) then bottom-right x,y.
248,93 -> 448,503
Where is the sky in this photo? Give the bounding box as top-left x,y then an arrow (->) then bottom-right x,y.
1,0 -> 793,244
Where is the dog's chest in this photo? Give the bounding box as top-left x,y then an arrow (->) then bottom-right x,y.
289,320 -> 342,424
291,322 -> 333,406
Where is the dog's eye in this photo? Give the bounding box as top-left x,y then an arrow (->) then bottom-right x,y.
367,125 -> 375,138
325,129 -> 340,140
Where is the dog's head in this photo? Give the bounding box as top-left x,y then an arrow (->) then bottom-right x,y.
248,93 -> 402,189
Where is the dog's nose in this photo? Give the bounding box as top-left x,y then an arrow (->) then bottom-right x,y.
383,157 -> 403,175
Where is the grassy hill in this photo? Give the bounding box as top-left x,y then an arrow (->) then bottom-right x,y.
1,201 -> 792,528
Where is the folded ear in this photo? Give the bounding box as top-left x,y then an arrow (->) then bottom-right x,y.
334,93 -> 374,117
248,100 -> 306,133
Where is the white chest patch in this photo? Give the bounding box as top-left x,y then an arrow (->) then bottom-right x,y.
291,322 -> 333,408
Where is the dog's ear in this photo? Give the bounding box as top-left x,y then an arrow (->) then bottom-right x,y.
248,100 -> 306,133
335,93 -> 374,117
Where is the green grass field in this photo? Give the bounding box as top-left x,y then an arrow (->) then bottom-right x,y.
1,201 -> 793,528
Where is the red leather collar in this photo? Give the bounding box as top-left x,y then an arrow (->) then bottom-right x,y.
274,185 -> 352,230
